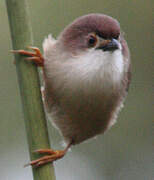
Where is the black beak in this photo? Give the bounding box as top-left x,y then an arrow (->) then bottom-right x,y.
97,39 -> 119,52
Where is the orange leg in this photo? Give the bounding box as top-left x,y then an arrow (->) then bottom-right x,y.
25,143 -> 72,168
11,46 -> 44,67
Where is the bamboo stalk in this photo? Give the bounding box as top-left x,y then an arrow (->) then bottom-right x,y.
5,0 -> 56,179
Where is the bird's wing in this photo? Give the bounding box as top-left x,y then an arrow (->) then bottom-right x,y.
126,64 -> 131,92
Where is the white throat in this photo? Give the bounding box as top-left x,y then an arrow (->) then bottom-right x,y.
61,49 -> 124,92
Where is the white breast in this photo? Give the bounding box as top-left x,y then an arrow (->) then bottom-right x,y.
50,48 -> 124,95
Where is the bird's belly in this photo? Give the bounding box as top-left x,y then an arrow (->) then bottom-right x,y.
50,88 -> 119,144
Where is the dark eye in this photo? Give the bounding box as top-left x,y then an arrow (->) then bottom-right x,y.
114,33 -> 120,40
88,34 -> 97,47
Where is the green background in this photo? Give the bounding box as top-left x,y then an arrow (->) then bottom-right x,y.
0,0 -> 153,180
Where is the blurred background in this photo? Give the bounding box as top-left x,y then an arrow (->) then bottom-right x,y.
0,0 -> 153,180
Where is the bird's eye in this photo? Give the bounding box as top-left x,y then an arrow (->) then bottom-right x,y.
114,33 -> 120,40
88,34 -> 97,47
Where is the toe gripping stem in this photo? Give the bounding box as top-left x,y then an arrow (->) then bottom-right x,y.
11,46 -> 44,67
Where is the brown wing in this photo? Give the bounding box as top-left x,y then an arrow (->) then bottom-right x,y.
120,35 -> 131,92
126,63 -> 131,92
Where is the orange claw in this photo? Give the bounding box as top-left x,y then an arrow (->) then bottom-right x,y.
24,143 -> 72,168
25,150 -> 66,168
11,46 -> 44,67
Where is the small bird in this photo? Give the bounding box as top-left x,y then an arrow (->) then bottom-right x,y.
12,13 -> 131,167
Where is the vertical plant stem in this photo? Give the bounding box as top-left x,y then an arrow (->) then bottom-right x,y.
5,0 -> 56,179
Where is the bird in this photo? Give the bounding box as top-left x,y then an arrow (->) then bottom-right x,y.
12,13 -> 131,167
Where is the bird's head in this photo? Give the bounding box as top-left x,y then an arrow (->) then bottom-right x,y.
58,14 -> 124,56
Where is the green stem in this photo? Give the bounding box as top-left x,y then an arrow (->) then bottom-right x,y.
5,0 -> 56,179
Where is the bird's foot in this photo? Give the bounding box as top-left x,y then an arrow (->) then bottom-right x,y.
26,142 -> 73,167
25,148 -> 67,168
11,46 -> 44,67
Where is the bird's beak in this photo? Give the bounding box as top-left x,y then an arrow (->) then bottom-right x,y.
97,38 -> 119,52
